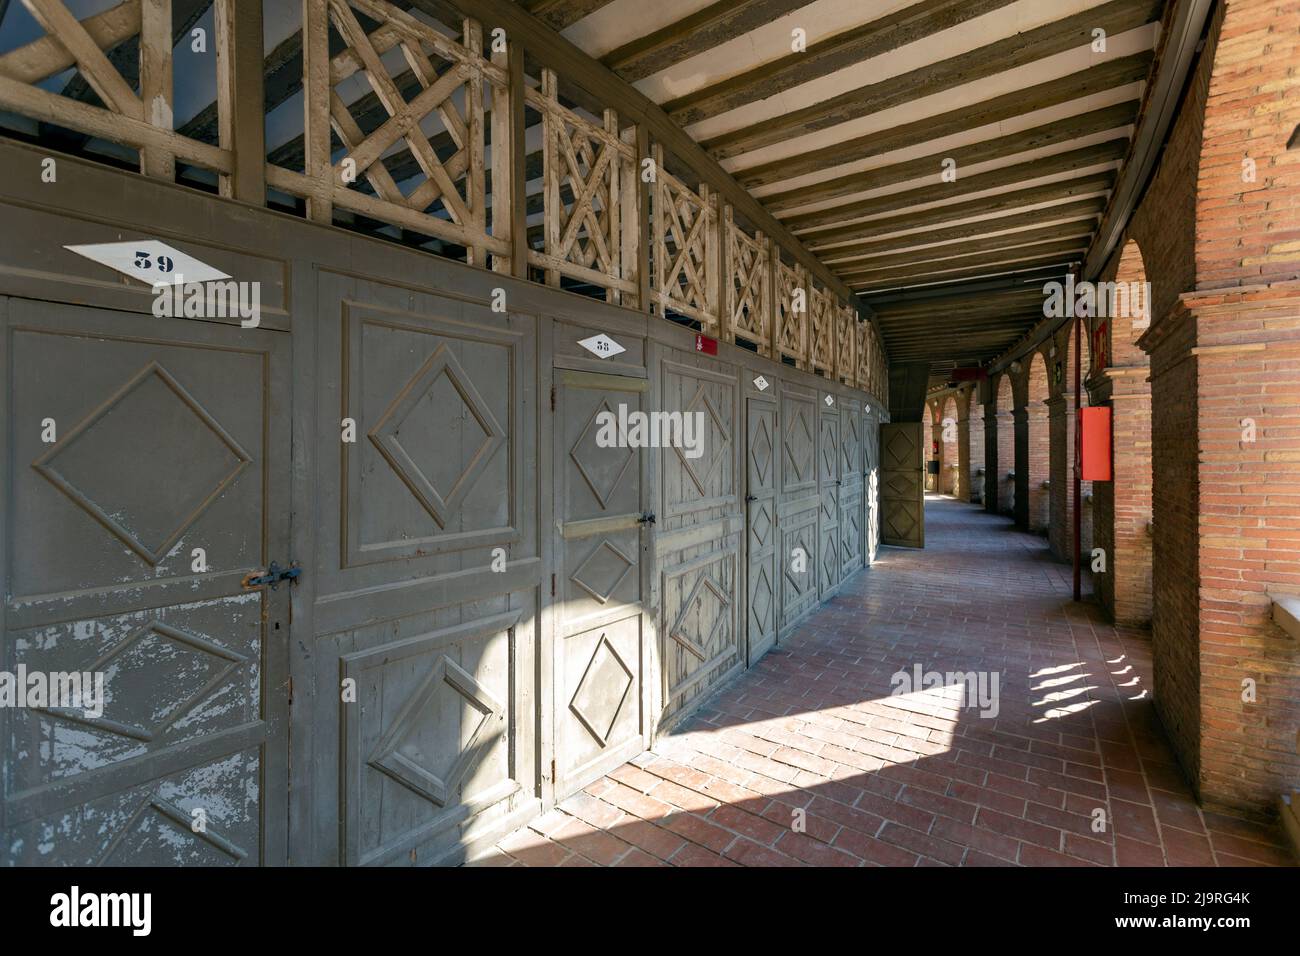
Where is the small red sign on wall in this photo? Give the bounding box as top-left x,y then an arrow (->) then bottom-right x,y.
1079,406 -> 1112,481
695,333 -> 718,355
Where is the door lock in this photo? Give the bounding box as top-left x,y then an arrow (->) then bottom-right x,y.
637,511 -> 656,525
242,561 -> 302,591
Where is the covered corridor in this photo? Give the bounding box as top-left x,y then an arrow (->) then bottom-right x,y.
476,497 -> 1293,867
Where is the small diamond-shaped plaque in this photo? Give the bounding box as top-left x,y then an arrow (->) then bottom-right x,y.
753,375 -> 769,391
824,394 -> 835,406
577,334 -> 625,359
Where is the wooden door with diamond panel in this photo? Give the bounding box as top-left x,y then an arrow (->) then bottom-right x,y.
881,422 -> 925,548
778,382 -> 818,634
553,370 -> 650,798
744,394 -> 778,663
839,397 -> 864,577
1,297 -> 290,866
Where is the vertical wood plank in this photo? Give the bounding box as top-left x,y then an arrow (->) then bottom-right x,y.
621,124 -> 646,312
215,0 -> 265,203
720,203 -> 734,343
652,141 -> 665,315
303,0 -> 332,223
604,108 -> 619,306
491,37 -> 526,277
541,68 -> 560,287
464,18 -> 486,267
139,0 -> 174,180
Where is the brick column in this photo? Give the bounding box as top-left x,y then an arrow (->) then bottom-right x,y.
955,403 -> 970,502
1141,287 -> 1300,814
1090,367 -> 1153,625
1013,406 -> 1029,531
983,403 -> 999,514
1047,394 -> 1069,559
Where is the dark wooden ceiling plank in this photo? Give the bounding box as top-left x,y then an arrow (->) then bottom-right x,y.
850,253 -> 1080,291
830,216 -> 1101,273
663,0 -> 1018,126
739,52 -> 1151,193
837,237 -> 1089,283
522,0 -> 619,31
701,0 -> 1162,161
802,139 -> 1130,248
821,196 -> 1107,261
601,0 -> 808,83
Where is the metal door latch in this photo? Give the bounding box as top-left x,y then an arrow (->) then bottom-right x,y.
242,561 -> 302,591
744,494 -> 758,502
637,512 -> 656,525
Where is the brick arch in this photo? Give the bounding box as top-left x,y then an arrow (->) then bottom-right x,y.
993,373 -> 1015,514
964,385 -> 984,505
1107,238 -> 1150,368
939,395 -> 959,495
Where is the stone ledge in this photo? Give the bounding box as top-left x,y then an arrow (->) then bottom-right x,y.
1271,595 -> 1300,640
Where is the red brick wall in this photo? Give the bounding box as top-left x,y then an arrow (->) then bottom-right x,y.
1137,0 -> 1300,814
967,389 -> 986,504
1025,352 -> 1051,533
995,374 -> 1015,515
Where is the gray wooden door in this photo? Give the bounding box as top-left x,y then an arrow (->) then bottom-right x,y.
1,297 -> 290,865
839,397 -> 864,577
553,369 -> 649,797
818,398 -> 842,598
298,275 -> 538,866
881,422 -> 925,548
652,351 -> 742,726
778,383 -> 818,632
744,395 -> 778,663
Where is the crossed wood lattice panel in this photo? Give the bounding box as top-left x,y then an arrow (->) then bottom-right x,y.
856,321 -> 873,393
268,0 -> 508,264
0,0 -> 228,179
809,285 -> 835,373
529,69 -> 638,304
652,144 -> 719,333
723,207 -> 770,351
836,305 -> 857,386
774,258 -> 808,367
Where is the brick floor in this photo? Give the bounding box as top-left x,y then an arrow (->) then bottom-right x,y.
474,497 -> 1296,867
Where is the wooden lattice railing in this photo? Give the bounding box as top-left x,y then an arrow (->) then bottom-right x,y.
809,285 -> 836,375
0,0 -> 889,405
267,0 -> 509,266
0,0 -> 228,180
530,68 -> 640,306
652,144 -> 719,334
722,208 -> 770,351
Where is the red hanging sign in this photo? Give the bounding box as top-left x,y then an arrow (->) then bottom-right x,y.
695,333 -> 718,355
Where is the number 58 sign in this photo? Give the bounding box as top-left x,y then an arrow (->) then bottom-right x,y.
65,240 -> 231,286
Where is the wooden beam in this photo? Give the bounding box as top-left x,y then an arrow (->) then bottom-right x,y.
738,52 -> 1152,193
835,222 -> 1098,281
850,253 -> 1081,292
215,0 -> 265,202
434,0 -> 863,307
521,0 -> 617,31
777,101 -> 1138,228
138,0 -> 173,179
802,139 -> 1130,249
0,0 -> 139,84
22,0 -> 142,119
601,0 -> 806,84
493,38 -> 527,278
826,202 -> 1105,265
302,0 -> 332,223
701,0 -> 1163,161
665,0 -> 1018,126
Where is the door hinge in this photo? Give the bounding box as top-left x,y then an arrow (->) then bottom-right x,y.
287,675 -> 293,706
550,385 -> 556,411
550,573 -> 556,597
551,758 -> 557,783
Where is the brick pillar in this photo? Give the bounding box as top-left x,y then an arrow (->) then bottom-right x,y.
1027,402 -> 1050,533
1047,394 -> 1069,559
955,403 -> 970,501
1142,289 -> 1300,814
983,403 -> 999,514
1013,406 -> 1029,531
968,396 -> 985,505
1090,368 -> 1153,625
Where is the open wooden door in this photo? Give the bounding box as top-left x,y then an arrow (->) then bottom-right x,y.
881,422 -> 925,548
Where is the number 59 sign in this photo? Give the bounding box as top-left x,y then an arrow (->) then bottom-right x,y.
65,240 -> 231,286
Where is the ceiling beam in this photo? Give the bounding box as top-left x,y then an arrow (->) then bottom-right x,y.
837,237 -> 1089,284
521,0 -> 619,31
601,0 -> 807,83
663,0 -> 1018,126
739,52 -> 1152,194
824,197 -> 1107,263
861,265 -> 1068,307
836,221 -> 1098,279
802,138 -> 1130,247
767,100 -> 1137,218
851,254 -> 1080,292
700,0 -> 1163,160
